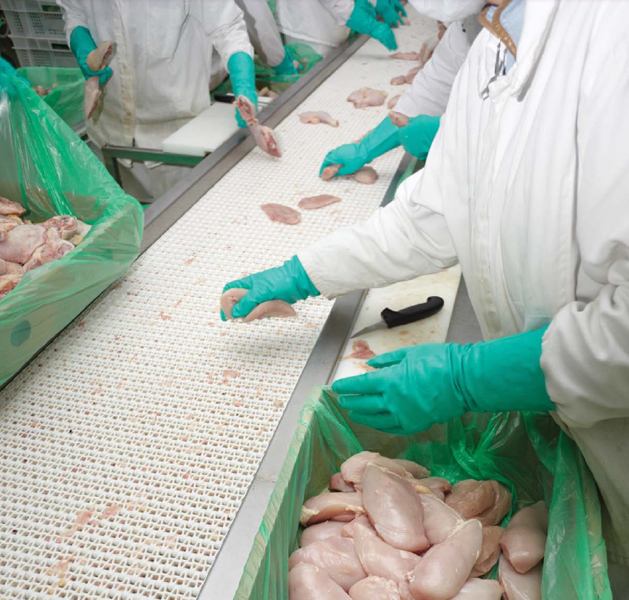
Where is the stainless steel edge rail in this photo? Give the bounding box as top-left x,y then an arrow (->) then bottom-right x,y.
196,152 -> 414,600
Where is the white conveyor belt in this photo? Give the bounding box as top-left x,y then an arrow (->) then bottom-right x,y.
0,13 -> 438,600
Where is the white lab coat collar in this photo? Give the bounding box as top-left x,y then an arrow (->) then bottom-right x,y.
477,0 -> 560,100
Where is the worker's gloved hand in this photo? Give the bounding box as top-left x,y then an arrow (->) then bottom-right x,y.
376,0 -> 405,27
273,46 -> 301,75
319,117 -> 401,177
333,327 -> 555,436
228,51 -> 258,128
347,0 -> 398,51
391,0 -> 407,19
398,115 -> 441,161
69,26 -> 113,85
220,255 -> 320,321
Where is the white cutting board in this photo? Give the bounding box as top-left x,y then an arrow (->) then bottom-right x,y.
332,266 -> 461,381
162,99 -> 272,157
162,102 -> 240,156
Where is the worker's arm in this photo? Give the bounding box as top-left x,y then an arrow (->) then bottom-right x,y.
318,19 -> 471,177
234,0 -> 298,74
395,21 -> 474,118
299,164 -> 457,298
56,0 -> 88,43
319,0 -> 397,50
540,6 -> 629,429
319,114 -> 441,177
56,0 -> 112,85
334,328 -> 554,435
220,164 -> 456,320
197,0 -> 253,67
195,0 -> 256,126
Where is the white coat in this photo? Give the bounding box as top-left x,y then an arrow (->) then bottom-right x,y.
275,0 -> 355,52
395,17 -> 480,118
407,0 -> 485,23
57,0 -> 253,150
235,0 -> 286,68
300,0 -> 629,563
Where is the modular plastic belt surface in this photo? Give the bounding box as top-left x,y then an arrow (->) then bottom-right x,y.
0,14 -> 437,600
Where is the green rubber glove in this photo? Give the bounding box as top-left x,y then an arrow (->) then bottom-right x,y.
221,255 -> 320,321
69,26 -> 113,85
319,117 -> 401,177
357,0 -> 377,18
391,0 -> 407,18
228,51 -> 258,128
273,46 -> 301,75
333,327 -> 555,435
376,0 -> 405,27
398,115 -> 441,160
347,0 -> 398,51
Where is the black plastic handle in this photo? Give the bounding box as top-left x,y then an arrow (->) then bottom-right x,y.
380,296 -> 444,329
214,93 -> 236,103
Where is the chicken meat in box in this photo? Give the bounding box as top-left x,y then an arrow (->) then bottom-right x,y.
0,59 -> 142,386
233,387 -> 612,600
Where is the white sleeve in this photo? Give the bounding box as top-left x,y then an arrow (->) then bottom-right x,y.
193,0 -> 254,67
298,168 -> 457,298
395,21 -> 472,118
235,0 -> 285,67
540,7 -> 629,429
408,0 -> 485,22
56,0 -> 88,43
319,0 -> 355,26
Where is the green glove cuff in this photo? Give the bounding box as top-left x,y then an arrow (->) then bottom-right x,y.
355,0 -> 377,19
286,255 -> 320,300
359,117 -> 402,158
228,52 -> 258,127
228,51 -> 257,101
70,26 -> 112,84
459,326 -> 555,413
273,47 -> 299,75
347,1 -> 397,50
70,26 -> 97,62
398,115 -> 441,160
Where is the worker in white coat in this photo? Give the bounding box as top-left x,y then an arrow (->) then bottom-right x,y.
57,0 -> 256,199
276,0 -> 403,57
222,0 -> 629,566
320,0 -> 485,177
235,0 -> 301,76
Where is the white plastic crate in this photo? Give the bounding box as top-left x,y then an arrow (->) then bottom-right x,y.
0,0 -> 62,12
14,46 -> 75,68
2,8 -> 65,39
10,34 -> 69,52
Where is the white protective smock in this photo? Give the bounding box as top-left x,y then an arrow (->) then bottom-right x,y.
276,0 -> 359,56
235,0 -> 286,68
407,0 -> 485,23
300,0 -> 629,564
57,0 -> 252,150
394,14 -> 482,118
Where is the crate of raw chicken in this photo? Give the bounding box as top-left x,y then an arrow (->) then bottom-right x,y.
0,60 -> 142,386
234,386 -> 612,600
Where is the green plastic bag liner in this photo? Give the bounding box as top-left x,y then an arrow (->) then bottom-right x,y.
0,62 -> 143,386
234,386 -> 612,600
17,67 -> 85,132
